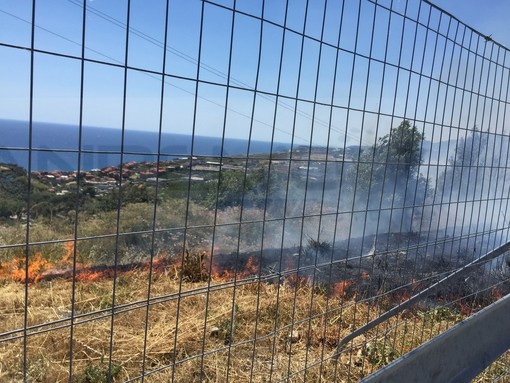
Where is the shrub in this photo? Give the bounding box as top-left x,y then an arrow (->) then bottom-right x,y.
76,361 -> 121,383
179,249 -> 209,282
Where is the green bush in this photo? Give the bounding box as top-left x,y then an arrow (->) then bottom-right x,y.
76,361 -> 121,383
205,167 -> 269,210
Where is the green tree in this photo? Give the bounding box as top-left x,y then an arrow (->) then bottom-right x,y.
0,164 -> 29,219
373,120 -> 422,182
353,120 -> 427,232
205,167 -> 269,210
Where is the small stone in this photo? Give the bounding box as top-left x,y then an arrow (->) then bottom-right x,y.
57,309 -> 73,318
209,326 -> 220,338
288,330 -> 300,343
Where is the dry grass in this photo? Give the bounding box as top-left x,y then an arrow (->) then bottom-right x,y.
0,269 -> 508,382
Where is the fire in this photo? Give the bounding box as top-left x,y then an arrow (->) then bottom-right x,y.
210,254 -> 229,281
244,256 -> 259,276
284,273 -> 311,289
492,287 -> 503,300
0,242 -> 78,283
0,252 -> 49,283
151,256 -> 173,274
62,241 -> 75,264
0,244 -> 257,284
330,280 -> 353,298
75,268 -> 114,282
0,243 -> 193,284
395,289 -> 413,303
210,254 -> 260,282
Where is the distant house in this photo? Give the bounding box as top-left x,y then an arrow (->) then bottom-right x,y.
101,165 -> 118,175
166,165 -> 183,171
124,161 -> 137,168
149,167 -> 166,176
139,171 -> 153,180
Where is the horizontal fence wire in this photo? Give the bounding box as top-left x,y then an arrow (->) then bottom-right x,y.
0,0 -> 509,382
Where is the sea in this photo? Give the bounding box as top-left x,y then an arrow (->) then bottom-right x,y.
0,120 -> 290,171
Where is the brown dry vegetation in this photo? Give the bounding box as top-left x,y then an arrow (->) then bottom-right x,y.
1,266 -> 509,383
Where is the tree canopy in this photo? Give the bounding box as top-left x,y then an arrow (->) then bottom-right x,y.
352,120 -> 427,232
356,120 -> 424,193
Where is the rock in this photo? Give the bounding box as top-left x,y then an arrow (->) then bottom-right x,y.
209,326 -> 220,338
288,330 -> 300,343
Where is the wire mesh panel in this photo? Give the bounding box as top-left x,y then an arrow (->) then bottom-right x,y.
0,0 -> 509,382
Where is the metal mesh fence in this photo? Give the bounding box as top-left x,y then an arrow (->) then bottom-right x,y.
0,0 -> 509,381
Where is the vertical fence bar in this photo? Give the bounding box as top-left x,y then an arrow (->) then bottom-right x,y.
67,0 -> 87,380
23,0 -> 37,381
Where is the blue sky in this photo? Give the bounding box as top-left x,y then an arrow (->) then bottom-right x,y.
0,0 -> 509,148
431,0 -> 510,48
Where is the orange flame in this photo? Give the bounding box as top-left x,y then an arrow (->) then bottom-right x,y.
0,241 -> 80,283
61,241 -> 75,265
0,243 -> 186,283
330,280 -> 353,298
0,252 -> 49,283
285,273 -> 311,289
75,269 -> 114,282
210,255 -> 260,282
492,287 -> 503,300
395,289 -> 413,303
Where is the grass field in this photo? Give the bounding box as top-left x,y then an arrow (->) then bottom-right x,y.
1,258 -> 508,383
